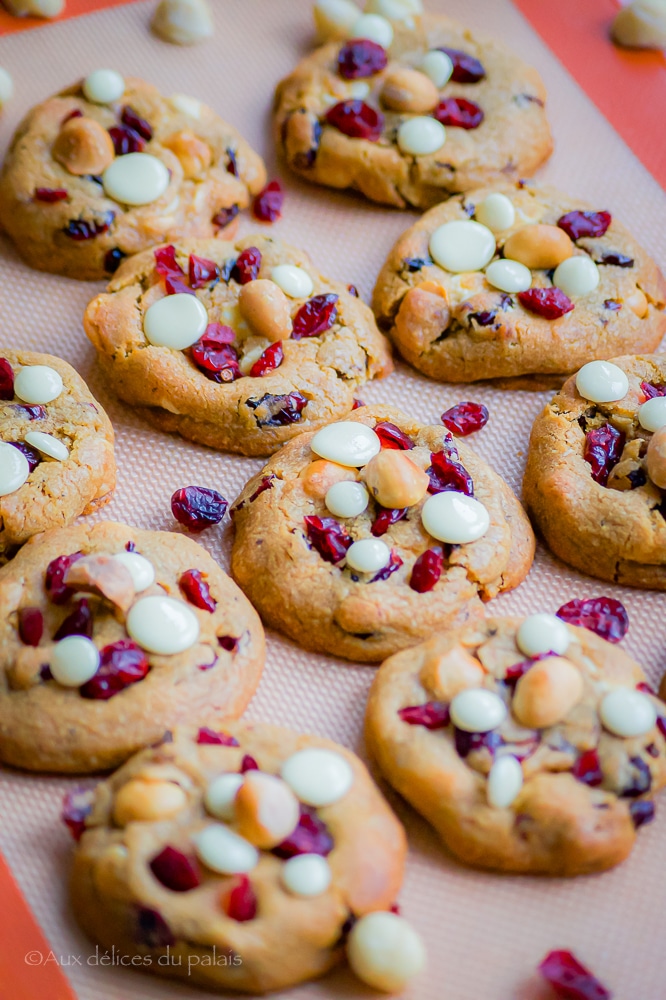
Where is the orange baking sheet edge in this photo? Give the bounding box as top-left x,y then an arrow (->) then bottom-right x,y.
0,851 -> 77,1000
0,0 -> 136,35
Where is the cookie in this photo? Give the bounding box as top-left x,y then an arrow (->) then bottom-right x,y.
66,721 -> 423,994
0,521 -> 264,772
274,14 -> 552,209
0,350 -> 115,559
83,235 -> 392,457
372,182 -> 666,387
523,355 -> 666,589
230,404 -> 535,662
0,71 -> 266,280
366,614 -> 666,875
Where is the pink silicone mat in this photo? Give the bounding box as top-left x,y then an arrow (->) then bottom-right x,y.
0,1 -> 665,998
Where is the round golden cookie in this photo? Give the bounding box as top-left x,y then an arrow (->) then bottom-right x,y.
0,350 -> 115,560
67,721 -> 409,994
274,14 -> 552,209
372,182 -> 666,388
0,521 -> 264,772
83,235 -> 392,457
0,74 -> 266,279
366,616 -> 666,875
230,405 -> 535,662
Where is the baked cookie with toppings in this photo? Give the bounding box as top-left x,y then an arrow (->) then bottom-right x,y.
372,182 -> 666,387
83,235 -> 392,457
524,355 -> 666,588
0,521 -> 264,772
0,70 -> 266,280
274,13 -> 552,209
366,614 -> 666,875
0,350 -> 115,559
67,721 -> 425,994
230,405 -> 534,662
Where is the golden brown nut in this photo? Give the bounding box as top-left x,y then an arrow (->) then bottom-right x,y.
394,282 -> 450,356
503,224 -> 573,270
381,67 -> 439,114
151,0 -> 214,45
420,647 -> 485,701
239,279 -> 293,342
647,426 -> 666,488
234,771 -> 300,848
611,0 -> 666,49
113,778 -> 187,825
363,449 -> 430,509
626,288 -> 649,318
53,116 -> 115,177
64,554 -> 135,611
512,656 -> 584,729
4,0 -> 64,17
162,130 -> 212,179
300,459 -> 356,498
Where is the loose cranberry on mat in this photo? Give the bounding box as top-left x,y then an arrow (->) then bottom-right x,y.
171,486 -> 228,532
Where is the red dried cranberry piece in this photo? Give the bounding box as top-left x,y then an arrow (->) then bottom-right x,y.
249,474 -> 275,502
352,398 -> 365,409
34,187 -> 68,202
374,421 -> 413,450
438,48 -> 486,83
136,907 -> 175,948
61,787 -> 94,841
556,597 -> 628,643
231,247 -> 262,284
250,342 -> 283,377
304,515 -> 352,563
108,124 -> 145,155
455,728 -> 503,758
504,660 -> 532,685
240,754 -> 259,772
179,569 -> 216,612
9,441 -> 41,473
630,800 -> 655,828
584,425 -> 624,486
13,403 -> 46,420
104,247 -> 126,273
54,598 -> 93,640
371,506 -> 407,537
218,635 -> 239,652
604,299 -> 621,311
572,749 -> 603,786
640,380 -> 666,400
189,254 -> 219,289
441,401 -> 489,436
154,244 -> 190,295
337,38 -> 388,79
253,180 -> 284,222
223,875 -> 258,921
64,212 -> 114,240
273,805 -> 334,858
63,109 -> 83,123
597,252 -> 633,267
657,716 -> 666,740
325,100 -> 384,141
370,549 -> 403,582
428,451 -> 474,496
80,639 -> 149,700
18,607 -> 43,646
213,204 -> 240,230
226,147 -> 238,175
434,97 -> 484,129
538,950 -> 611,1000
409,547 -> 444,592
150,846 -> 201,892
191,324 -> 240,382
171,486 -> 228,532
196,727 -> 239,746
398,701 -> 450,728
249,391 -> 307,426
557,211 -> 611,241
0,358 -> 14,400
292,294 -> 339,339
518,287 -> 574,319
45,551 -> 83,604
121,105 -> 153,141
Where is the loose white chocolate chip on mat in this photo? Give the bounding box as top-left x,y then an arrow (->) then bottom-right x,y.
50,635 -> 100,687
0,442 -> 30,496
151,0 -> 214,45
311,421 -> 381,466
102,152 -> 170,206
126,595 -> 200,654
24,431 -> 69,461
429,220 -> 495,273
82,69 -> 125,105
575,360 -> 629,403
281,748 -> 353,806
14,365 -> 63,405
421,492 -> 489,543
347,912 -> 426,992
612,0 -> 666,49
143,293 -> 208,349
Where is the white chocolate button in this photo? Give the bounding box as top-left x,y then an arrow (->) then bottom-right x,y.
24,431 -> 68,461
485,258 -> 531,293
397,116 -> 446,156
553,256 -> 600,298
314,0 -> 360,41
429,220 -> 496,273
421,492 -> 489,544
281,854 -> 332,897
102,153 -> 169,206
0,67 -> 14,109
194,823 -> 259,874
639,396 -> 666,432
421,49 -> 453,88
143,293 -> 208,350
82,68 -> 125,104
204,773 -> 244,821
325,480 -> 369,517
311,421 -> 381,467
0,442 -> 29,496
575,360 -> 629,404
516,613 -> 570,657
475,192 -> 515,233
366,0 -> 417,19
169,92 -> 202,118
281,748 -> 353,806
347,912 -> 426,993
450,688 -> 506,733
126,595 -> 199,654
487,755 -> 523,808
112,552 -> 155,591
270,265 -> 314,299
14,365 -> 63,405
346,537 -> 390,573
50,635 -> 100,687
349,80 -> 370,99
351,12 -> 393,47
599,688 -> 657,738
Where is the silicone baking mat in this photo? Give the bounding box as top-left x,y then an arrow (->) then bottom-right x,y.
0,1 -> 665,998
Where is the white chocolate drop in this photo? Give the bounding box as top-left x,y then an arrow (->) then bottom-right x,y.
281,854 -> 332,897
397,116 -> 446,156
82,69 -> 125,104
420,49 -> 453,88
102,153 -> 169,206
346,537 -> 391,573
270,264 -> 314,299
169,92 -> 202,118
553,256 -> 600,297
314,0 -> 360,41
311,421 -> 381,467
325,480 -> 369,517
143,293 -> 208,349
429,220 -> 496,273
347,912 -> 426,993
366,0 -> 418,19
351,12 -> 393,47
450,688 -> 507,733
0,67 -> 14,109
194,823 -> 259,874
421,492 -> 489,544
516,613 -> 570,657
485,258 -> 531,293
281,747 -> 353,806
112,552 -> 155,591
14,365 -> 63,405
204,773 -> 244,821
487,755 -> 523,808
575,360 -> 629,404
126,595 -> 199,654
639,396 -> 666,432
475,192 -> 515,232
0,442 -> 30,496
50,635 -> 100,687
599,688 -> 657,738
24,431 -> 69,461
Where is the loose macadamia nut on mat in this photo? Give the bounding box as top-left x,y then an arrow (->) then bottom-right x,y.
151,0 -> 214,45
3,0 -> 64,16
612,0 -> 666,49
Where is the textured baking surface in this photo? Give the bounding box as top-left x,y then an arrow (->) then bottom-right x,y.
0,1 -> 665,998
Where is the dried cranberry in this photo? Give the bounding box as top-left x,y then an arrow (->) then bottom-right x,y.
640,381 -> 666,400
248,391 -> 307,426
154,244 -> 190,295
325,100 -> 384,141
337,38 -> 388,79
9,441 -> 40,473
231,247 -> 262,284
196,727 -> 239,746
224,875 -> 257,921
603,299 -> 621,311
557,211 -> 611,241
125,541 -> 136,552
179,569 -> 216,613
292,294 -> 338,339
61,788 -> 93,841
253,180 -> 284,223
304,515 -> 352,564
621,757 -> 652,797
80,639 -> 149,700
370,550 -> 403,582
108,124 -> 145,155
630,800 -> 655,828
18,607 -> 43,646
226,147 -> 238,175
250,342 -> 283,377
12,404 -> 46,420
0,358 -> 14,400
171,486 -> 228,532
428,451 -> 474,496
191,324 -> 240,382
40,664 -> 52,681
34,187 -> 68,202
348,284 -> 359,296
240,754 -> 259,772
212,204 -> 240,230
371,507 -> 407,537
62,109 -> 83,123
469,310 -> 498,326
437,48 -> 486,83
249,474 -> 275,502
504,660 -> 532,685
352,398 -> 365,408
538,950 -> 611,1000
136,908 -> 175,948
64,212 -> 114,240
434,97 -> 484,129
597,252 -> 633,267
189,254 -> 219,289
518,287 -> 574,319
104,247 -> 126,273
398,701 -> 450,728
409,547 -> 444,592
121,105 -> 153,141
441,401 -> 489,436
374,421 -> 413,450
556,597 -> 628,643
149,846 -> 201,892
455,728 -> 503,758
273,805 -> 334,858
572,749 -> 603,786
584,424 -> 624,487
45,551 -> 83,604
54,598 -> 93,640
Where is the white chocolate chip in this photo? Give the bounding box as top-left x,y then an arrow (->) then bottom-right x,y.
612,0 -> 666,49
516,613 -> 570,657
346,537 -> 391,573
325,480 -> 369,517
103,152 -> 169,206
204,773 -> 244,821
397,116 -> 446,156
553,256 -> 600,298
487,755 -> 523,808
0,443 -> 29,496
348,80 -> 370,99
169,93 -> 202,118
311,421 -> 381,467
14,365 -> 63,405
24,431 -> 68,461
450,688 -> 507,733
82,69 -> 125,105
151,0 -> 213,45
281,747 -> 353,806
347,912 -> 426,993
143,292 -> 208,349
126,595 -> 199,654
270,264 -> 314,299
429,220 -> 496,273
599,688 -> 657,738
639,396 -> 666,432
194,823 -> 259,874
365,0 -> 418,19
475,192 -> 515,232
485,258 -> 531,293
281,854 -> 332,897
351,12 -> 393,47
112,552 -> 155,592
50,635 -> 100,687
0,67 -> 14,109
314,0 -> 360,42
575,360 -> 629,404
421,492 -> 489,544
